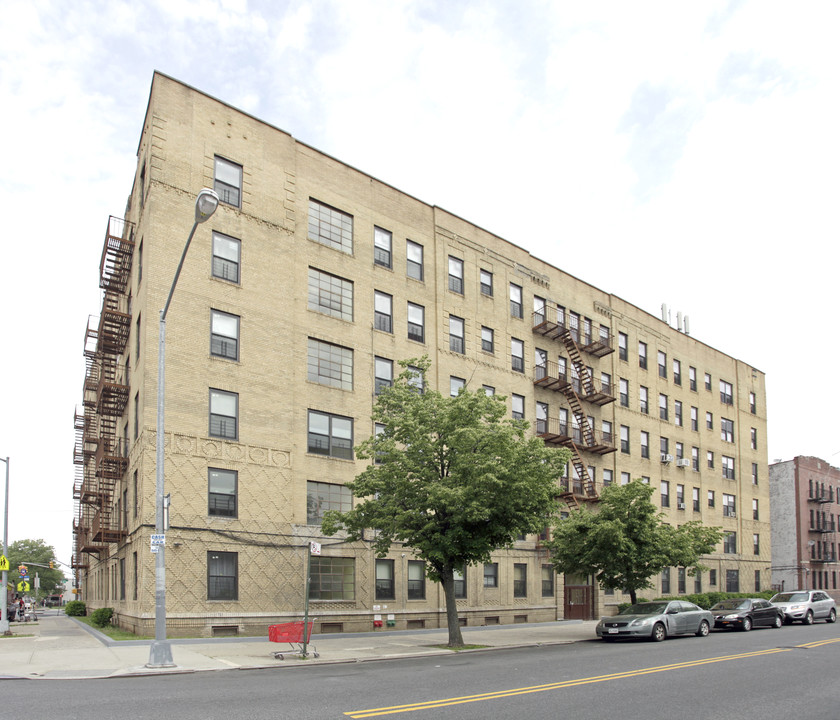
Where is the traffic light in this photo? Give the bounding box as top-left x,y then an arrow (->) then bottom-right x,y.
49,561 -> 54,569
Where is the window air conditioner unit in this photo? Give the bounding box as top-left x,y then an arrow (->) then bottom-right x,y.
676,458 -> 690,467
661,453 -> 673,463
677,502 -> 686,510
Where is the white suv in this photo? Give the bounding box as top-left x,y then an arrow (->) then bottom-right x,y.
770,590 -> 837,625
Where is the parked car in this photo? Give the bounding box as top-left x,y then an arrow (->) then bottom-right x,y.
596,601 -> 712,642
770,590 -> 837,625
710,598 -> 784,631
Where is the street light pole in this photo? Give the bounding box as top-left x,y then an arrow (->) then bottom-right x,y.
0,457 -> 9,636
147,189 -> 219,668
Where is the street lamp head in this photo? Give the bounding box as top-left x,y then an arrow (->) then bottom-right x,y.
195,188 -> 220,224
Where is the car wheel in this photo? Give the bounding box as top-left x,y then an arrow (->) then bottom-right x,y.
804,610 -> 814,625
772,614 -> 783,628
742,617 -> 752,632
651,622 -> 667,642
827,609 -> 836,624
695,620 -> 710,637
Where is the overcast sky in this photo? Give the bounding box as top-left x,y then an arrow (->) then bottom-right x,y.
1,0 -> 838,569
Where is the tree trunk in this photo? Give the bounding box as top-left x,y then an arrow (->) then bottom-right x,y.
629,588 -> 637,604
440,566 -> 464,647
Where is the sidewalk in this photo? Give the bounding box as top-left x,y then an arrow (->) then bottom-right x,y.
0,609 -> 597,680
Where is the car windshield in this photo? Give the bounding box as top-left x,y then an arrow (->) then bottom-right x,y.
712,600 -> 750,611
621,603 -> 668,615
772,592 -> 809,602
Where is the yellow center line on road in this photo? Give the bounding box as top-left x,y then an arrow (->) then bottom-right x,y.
345,640 -> 840,719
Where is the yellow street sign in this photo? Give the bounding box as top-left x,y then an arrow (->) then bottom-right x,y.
17,581 -> 30,592
0,555 -> 9,571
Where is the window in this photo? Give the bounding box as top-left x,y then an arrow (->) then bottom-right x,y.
749,391 -> 756,414
720,380 -> 733,405
308,268 -> 353,321
710,569 -> 717,586
750,427 -> 757,449
207,551 -> 237,600
536,402 -> 548,434
407,302 -> 425,343
618,332 -> 628,361
448,256 -> 464,294
676,484 -> 685,508
511,394 -> 524,420
308,199 -> 353,254
661,481 -> 670,507
620,425 -> 630,454
692,487 -> 700,512
621,472 -> 631,485
723,532 -> 738,555
453,566 -> 466,598
602,420 -> 613,445
307,481 -> 352,524
674,400 -> 683,427
689,366 -> 697,391
310,557 -> 355,600
725,568 -> 739,593
510,283 -> 523,318
752,463 -> 759,485
481,326 -> 494,353
707,450 -> 714,469
483,385 -> 495,396
678,567 -> 686,594
484,563 -> 499,588
406,240 -> 423,280
708,490 -> 715,508
374,291 -> 393,333
511,337 -> 524,372
210,310 -> 239,360
659,394 -> 668,420
407,561 -> 426,599
675,442 -> 684,460
374,227 -> 392,268
721,417 -> 734,442
603,469 -> 613,486
134,392 -> 140,440
534,296 -> 546,325
542,565 -> 554,597
450,376 -> 465,397
212,231 -> 241,283
692,446 -> 700,471
209,389 -> 238,439
640,386 -> 649,414
755,570 -> 761,592
214,156 -> 242,207
375,357 -> 393,394
704,372 -> 712,391
706,411 -> 713,430
660,436 -> 669,460
375,559 -> 395,599
480,269 -> 493,296
673,359 -> 681,385
661,567 -> 671,594
449,315 -> 465,353
658,351 -> 667,378
307,410 -> 353,459
307,338 -> 353,390
722,455 -> 735,480
407,365 -> 424,393
208,468 -> 237,517
752,498 -> 759,520
690,406 -> 698,431
513,563 -> 527,597
619,378 -> 629,407
641,431 -> 649,459
638,341 -> 647,369
723,493 -> 736,517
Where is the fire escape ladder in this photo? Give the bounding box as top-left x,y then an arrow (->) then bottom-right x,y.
562,382 -> 596,448
559,328 -> 598,397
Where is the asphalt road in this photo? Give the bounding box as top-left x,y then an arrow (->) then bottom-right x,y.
8,621 -> 840,719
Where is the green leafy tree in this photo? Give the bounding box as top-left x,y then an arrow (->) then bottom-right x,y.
6,539 -> 65,599
545,480 -> 722,604
322,358 -> 571,646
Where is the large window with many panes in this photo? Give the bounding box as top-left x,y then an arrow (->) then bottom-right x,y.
308,199 -> 353,254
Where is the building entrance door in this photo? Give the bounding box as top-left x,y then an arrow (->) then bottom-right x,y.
564,575 -> 593,620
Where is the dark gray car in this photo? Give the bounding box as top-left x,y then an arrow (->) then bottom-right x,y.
596,601 -> 712,642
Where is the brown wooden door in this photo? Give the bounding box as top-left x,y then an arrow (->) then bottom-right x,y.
564,584 -> 592,620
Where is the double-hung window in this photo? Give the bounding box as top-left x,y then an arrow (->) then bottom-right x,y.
448,256 -> 464,294
308,268 -> 353,321
640,386 -> 649,414
619,378 -> 629,407
511,337 -> 524,372
449,315 -> 465,353
722,455 -> 735,480
659,393 -> 668,420
480,269 -> 493,296
673,359 -> 682,385
638,341 -> 648,369
407,561 -> 425,599
374,357 -> 393,394
658,351 -> 667,378
724,532 -> 737,554
214,156 -> 242,207
510,283 -> 523,318
674,400 -> 683,426
374,227 -> 392,268
407,302 -> 425,343
207,551 -> 238,600
375,559 -> 395,600
481,326 -> 494,353
484,563 -> 498,588
689,366 -> 697,391
210,310 -> 240,360
374,291 -> 393,333
512,394 -> 524,420
307,410 -> 353,459
307,338 -> 353,390
453,566 -> 467,598
641,431 -> 649,458
308,199 -> 353,254
618,332 -> 628,361
450,376 -> 466,397
307,481 -> 352,524
212,231 -> 241,283
208,469 -> 237,517
209,389 -> 238,439
721,417 -> 734,442
720,380 -> 733,405
620,425 -> 630,454
513,564 -> 527,597
406,240 -> 423,280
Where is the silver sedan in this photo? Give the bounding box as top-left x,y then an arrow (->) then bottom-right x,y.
596,601 -> 713,642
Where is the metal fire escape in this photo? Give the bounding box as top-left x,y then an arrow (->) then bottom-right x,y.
532,304 -> 616,511
72,217 -> 135,579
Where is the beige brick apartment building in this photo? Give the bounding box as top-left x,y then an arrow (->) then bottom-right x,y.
71,72 -> 770,637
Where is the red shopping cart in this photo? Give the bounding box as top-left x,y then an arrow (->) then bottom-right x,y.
269,620 -> 318,660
